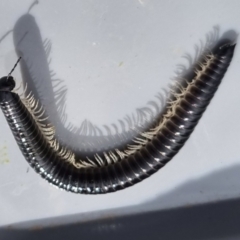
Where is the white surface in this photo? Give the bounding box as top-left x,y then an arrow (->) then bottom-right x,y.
0,0 -> 240,227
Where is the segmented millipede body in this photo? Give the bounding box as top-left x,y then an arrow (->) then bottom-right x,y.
0,43 -> 236,194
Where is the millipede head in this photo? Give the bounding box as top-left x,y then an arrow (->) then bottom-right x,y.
0,76 -> 15,92
0,57 -> 21,92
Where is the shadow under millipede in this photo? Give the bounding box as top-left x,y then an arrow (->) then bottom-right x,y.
0,6 -> 237,193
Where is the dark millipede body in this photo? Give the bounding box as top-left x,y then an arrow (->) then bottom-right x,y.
0,43 -> 236,194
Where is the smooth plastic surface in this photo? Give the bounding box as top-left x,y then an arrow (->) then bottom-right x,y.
0,0 -> 240,229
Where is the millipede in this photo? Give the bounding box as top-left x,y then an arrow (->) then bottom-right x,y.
0,41 -> 236,194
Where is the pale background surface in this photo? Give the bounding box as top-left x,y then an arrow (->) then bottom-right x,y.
0,0 -> 239,228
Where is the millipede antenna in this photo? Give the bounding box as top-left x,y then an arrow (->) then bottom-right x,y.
7,57 -> 22,79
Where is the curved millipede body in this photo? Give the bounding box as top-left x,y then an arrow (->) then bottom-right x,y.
0,43 -> 236,194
